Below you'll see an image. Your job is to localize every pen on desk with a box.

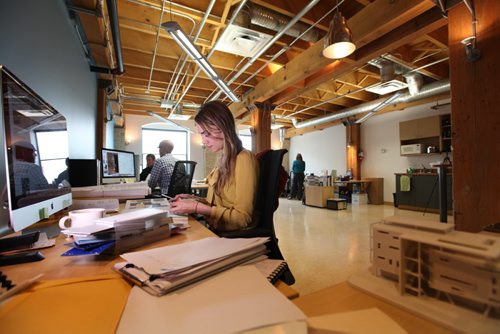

[0,273,44,303]
[161,194,174,201]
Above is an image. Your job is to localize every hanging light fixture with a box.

[162,21,239,102]
[322,2,355,59]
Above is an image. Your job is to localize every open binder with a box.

[114,237,269,296]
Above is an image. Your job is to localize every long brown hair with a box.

[195,101,243,195]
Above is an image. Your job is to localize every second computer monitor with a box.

[101,148,136,180]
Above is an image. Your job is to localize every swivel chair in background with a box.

[166,160,197,198]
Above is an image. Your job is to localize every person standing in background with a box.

[289,153,305,200]
[139,153,156,181]
[148,140,176,195]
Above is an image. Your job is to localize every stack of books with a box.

[61,208,179,256]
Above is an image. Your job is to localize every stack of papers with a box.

[117,266,306,334]
[114,237,269,296]
[61,208,172,256]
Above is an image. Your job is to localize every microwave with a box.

[401,144,424,155]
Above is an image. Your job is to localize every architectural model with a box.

[371,216,500,318]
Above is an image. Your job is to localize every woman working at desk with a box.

[170,101,259,232]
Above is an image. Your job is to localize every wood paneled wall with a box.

[448,0,500,232]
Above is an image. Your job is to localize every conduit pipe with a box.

[292,79,450,129]
[90,0,124,74]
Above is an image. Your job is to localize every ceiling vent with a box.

[215,24,272,57]
[365,79,408,95]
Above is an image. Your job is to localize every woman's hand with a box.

[169,199,198,215]
[172,193,196,201]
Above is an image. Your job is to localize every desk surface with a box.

[1,218,214,283]
[293,282,452,334]
[2,217,449,332]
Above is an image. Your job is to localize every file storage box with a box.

[352,193,368,205]
[326,198,347,210]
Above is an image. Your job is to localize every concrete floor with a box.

[274,198,452,295]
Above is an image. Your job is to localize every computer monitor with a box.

[101,148,136,180]
[0,66,72,237]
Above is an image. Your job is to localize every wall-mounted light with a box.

[162,21,239,102]
[322,2,356,59]
[461,0,481,62]
[461,36,481,62]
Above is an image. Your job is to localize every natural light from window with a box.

[36,130,69,184]
[142,127,188,168]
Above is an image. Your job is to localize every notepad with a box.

[253,258,290,284]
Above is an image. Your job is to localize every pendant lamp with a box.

[322,7,355,59]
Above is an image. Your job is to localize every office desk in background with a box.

[191,182,209,197]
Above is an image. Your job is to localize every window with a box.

[142,127,188,168]
[239,128,252,151]
[36,130,69,184]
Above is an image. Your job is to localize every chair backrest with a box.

[253,149,288,231]
[166,160,197,198]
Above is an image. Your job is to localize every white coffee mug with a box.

[59,208,106,229]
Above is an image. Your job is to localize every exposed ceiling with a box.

[67,0,453,137]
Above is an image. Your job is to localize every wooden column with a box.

[96,79,111,155]
[346,123,361,180]
[448,0,500,232]
[251,103,273,153]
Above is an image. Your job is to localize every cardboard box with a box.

[352,193,368,205]
[326,198,347,210]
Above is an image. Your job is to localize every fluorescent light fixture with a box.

[148,111,193,133]
[271,124,284,130]
[169,114,191,120]
[162,21,239,102]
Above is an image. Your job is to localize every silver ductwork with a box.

[292,79,450,129]
[235,3,320,43]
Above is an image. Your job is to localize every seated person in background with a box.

[139,153,156,181]
[53,157,69,186]
[11,141,50,197]
[170,101,259,232]
[148,140,176,195]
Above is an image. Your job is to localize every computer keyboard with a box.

[72,183,151,198]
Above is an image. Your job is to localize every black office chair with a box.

[217,149,295,285]
[166,160,197,198]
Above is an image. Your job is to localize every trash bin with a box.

[393,193,398,207]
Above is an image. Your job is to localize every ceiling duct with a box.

[366,58,408,95]
[216,3,320,57]
[292,79,450,129]
[247,3,320,43]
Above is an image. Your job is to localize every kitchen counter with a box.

[395,173,452,213]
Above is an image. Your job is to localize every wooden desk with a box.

[1,218,215,284]
[1,216,298,299]
[293,282,453,334]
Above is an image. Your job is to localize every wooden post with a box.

[251,103,273,153]
[96,79,111,155]
[346,123,361,180]
[448,0,500,232]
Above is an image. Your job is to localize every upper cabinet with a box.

[399,114,451,155]
[400,115,440,140]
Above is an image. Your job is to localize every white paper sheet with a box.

[307,308,407,334]
[117,266,306,334]
[120,237,269,274]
